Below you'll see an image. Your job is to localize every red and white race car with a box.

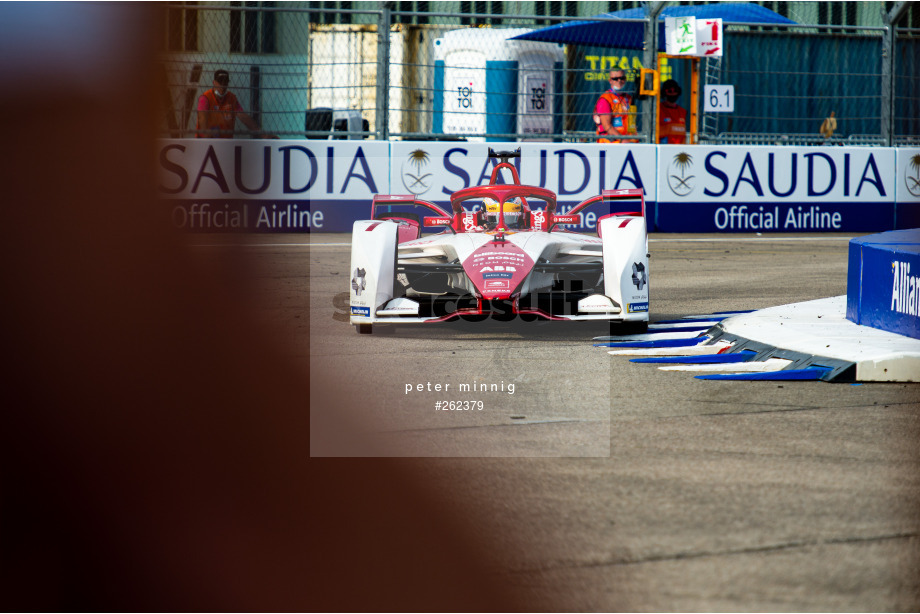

[349,148,649,334]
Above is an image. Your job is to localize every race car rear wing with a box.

[371,194,452,220]
[561,189,646,236]
[569,189,645,218]
[371,194,456,234]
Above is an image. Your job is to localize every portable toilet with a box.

[433,28,563,141]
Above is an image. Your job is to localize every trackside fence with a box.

[160,3,919,145]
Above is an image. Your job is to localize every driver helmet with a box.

[482,197,523,229]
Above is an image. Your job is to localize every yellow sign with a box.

[582,55,672,82]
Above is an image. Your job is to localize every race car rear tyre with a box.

[356,324,373,334]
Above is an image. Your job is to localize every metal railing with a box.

[159,2,919,146]
[699,132,899,146]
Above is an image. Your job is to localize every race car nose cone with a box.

[462,242,534,300]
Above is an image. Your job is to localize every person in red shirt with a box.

[658,79,687,145]
[196,69,275,138]
[593,69,635,143]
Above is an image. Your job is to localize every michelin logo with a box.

[628,302,649,313]
[351,306,371,317]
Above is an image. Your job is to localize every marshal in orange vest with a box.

[593,90,634,143]
[196,89,244,138]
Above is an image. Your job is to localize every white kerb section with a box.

[719,296,920,382]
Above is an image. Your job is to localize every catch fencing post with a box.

[882,2,908,147]
[881,23,893,147]
[641,2,666,144]
[377,2,392,140]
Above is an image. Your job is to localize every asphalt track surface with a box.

[211,232,919,611]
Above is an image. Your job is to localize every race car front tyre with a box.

[356,324,373,334]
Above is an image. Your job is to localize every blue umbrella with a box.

[509,3,796,49]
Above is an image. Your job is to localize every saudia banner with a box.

[157,140,657,233]
[388,142,657,233]
[656,145,898,232]
[157,140,916,233]
[158,140,389,232]
[897,148,920,230]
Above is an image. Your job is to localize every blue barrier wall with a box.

[847,229,920,340]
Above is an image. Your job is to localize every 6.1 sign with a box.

[704,84,734,112]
